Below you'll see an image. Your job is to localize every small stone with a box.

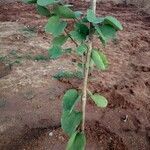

[59,135,65,141]
[49,132,53,137]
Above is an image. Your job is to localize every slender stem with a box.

[64,29,78,47]
[81,0,97,132]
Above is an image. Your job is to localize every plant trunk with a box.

[81,0,97,132]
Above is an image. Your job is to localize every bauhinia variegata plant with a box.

[23,0,123,149]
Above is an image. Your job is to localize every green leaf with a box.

[23,0,37,4]
[91,49,108,70]
[45,16,67,37]
[81,17,89,23]
[63,89,79,111]
[73,71,84,79]
[95,24,116,44]
[53,71,74,79]
[61,110,82,136]
[37,0,59,6]
[74,11,83,18]
[91,94,108,108]
[75,23,89,37]
[77,44,87,55]
[66,132,78,150]
[70,31,84,42]
[54,5,76,18]
[94,25,105,44]
[66,131,86,150]
[87,9,104,24]
[48,46,62,59]
[70,23,89,42]
[53,35,68,46]
[99,51,108,69]
[104,16,123,30]
[53,70,83,80]
[36,5,51,17]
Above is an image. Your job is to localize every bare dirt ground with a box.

[0,1,150,150]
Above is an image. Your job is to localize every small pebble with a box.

[49,132,53,137]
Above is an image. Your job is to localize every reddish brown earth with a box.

[0,1,150,150]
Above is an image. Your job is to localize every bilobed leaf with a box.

[104,16,123,30]
[91,94,108,108]
[54,5,76,18]
[91,49,108,70]
[95,24,116,44]
[45,16,67,37]
[36,5,51,17]
[23,0,37,4]
[48,46,62,59]
[77,44,87,55]
[53,35,68,46]
[87,9,104,24]
[37,0,59,6]
[66,131,86,150]
[61,110,82,136]
[63,89,79,111]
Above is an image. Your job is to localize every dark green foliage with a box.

[23,0,37,4]
[37,0,59,6]
[48,46,62,59]
[70,23,89,42]
[66,131,86,150]
[54,5,76,18]
[36,5,51,17]
[53,35,68,46]
[77,44,87,55]
[90,94,108,108]
[87,9,104,24]
[53,70,83,80]
[61,110,82,136]
[45,16,67,37]
[62,89,79,112]
[91,49,108,70]
[95,24,116,44]
[104,16,123,30]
